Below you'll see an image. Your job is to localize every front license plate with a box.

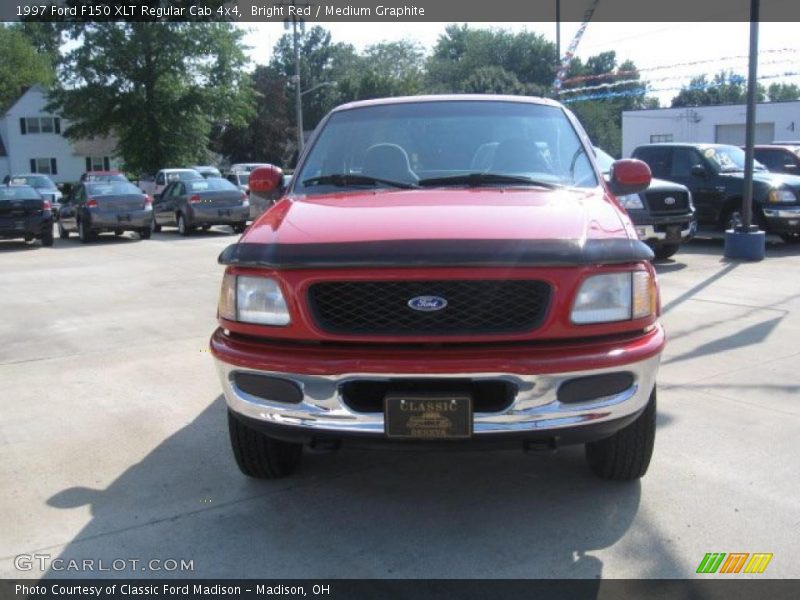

[384,394,472,439]
[665,226,681,241]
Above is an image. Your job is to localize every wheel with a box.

[201,224,211,231]
[652,243,679,261]
[780,233,800,244]
[41,229,54,247]
[228,411,303,479]
[151,218,161,233]
[233,222,247,234]
[177,213,192,236]
[723,207,743,231]
[139,228,151,240]
[78,219,94,244]
[58,221,70,239]
[585,387,656,481]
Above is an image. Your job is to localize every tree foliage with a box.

[671,71,766,107]
[48,22,254,174]
[0,25,54,110]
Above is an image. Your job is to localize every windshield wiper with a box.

[302,173,418,189]
[417,172,559,189]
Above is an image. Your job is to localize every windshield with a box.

[703,146,767,173]
[167,170,202,183]
[86,182,142,196]
[10,175,55,189]
[593,148,616,173]
[294,100,597,195]
[187,178,237,192]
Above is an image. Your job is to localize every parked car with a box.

[3,174,63,218]
[750,145,800,175]
[58,181,153,243]
[139,168,202,199]
[631,143,800,244]
[152,176,249,235]
[594,148,695,260]
[211,95,665,482]
[190,165,223,179]
[0,184,53,246]
[80,170,129,183]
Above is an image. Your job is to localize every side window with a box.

[671,148,695,177]
[156,172,165,185]
[173,183,185,196]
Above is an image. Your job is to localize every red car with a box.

[210,95,663,481]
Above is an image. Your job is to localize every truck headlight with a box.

[218,272,291,326]
[768,188,796,203]
[617,194,644,210]
[571,271,656,324]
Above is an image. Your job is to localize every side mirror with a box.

[609,159,651,196]
[249,165,284,193]
[690,164,707,178]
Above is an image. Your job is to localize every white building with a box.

[0,85,120,184]
[622,100,800,157]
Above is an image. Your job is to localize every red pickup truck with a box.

[210,95,664,481]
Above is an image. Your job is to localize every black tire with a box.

[41,229,54,247]
[780,233,800,244]
[653,243,679,261]
[78,219,94,244]
[58,221,70,239]
[233,222,247,234]
[139,228,151,240]
[228,411,303,479]
[585,387,656,481]
[177,213,192,236]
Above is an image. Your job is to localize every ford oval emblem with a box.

[408,295,448,312]
[664,196,676,205]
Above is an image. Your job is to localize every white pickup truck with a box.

[139,168,202,199]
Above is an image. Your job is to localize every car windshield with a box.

[704,146,767,172]
[167,171,202,182]
[294,100,597,195]
[187,178,237,192]
[86,173,128,182]
[593,147,616,173]
[10,175,55,189]
[86,182,141,196]
[0,185,40,200]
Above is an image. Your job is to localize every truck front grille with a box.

[644,190,690,215]
[308,280,551,336]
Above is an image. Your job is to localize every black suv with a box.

[595,148,696,260]
[631,143,800,243]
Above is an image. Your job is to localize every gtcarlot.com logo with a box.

[14,553,194,573]
[696,552,773,574]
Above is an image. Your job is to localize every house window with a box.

[650,134,674,143]
[86,156,111,171]
[30,158,58,175]
[20,117,60,135]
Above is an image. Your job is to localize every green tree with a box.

[48,22,254,174]
[335,40,425,101]
[766,82,800,102]
[0,25,54,110]
[671,71,765,107]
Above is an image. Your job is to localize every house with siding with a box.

[0,85,120,183]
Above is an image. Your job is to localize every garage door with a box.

[715,123,775,145]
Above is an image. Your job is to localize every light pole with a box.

[291,17,303,155]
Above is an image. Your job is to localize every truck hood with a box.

[222,187,653,268]
[244,187,629,245]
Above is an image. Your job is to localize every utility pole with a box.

[291,12,304,154]
[556,0,561,71]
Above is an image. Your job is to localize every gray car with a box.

[152,177,249,236]
[58,181,154,243]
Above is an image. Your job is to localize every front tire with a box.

[233,222,247,234]
[228,411,303,479]
[585,387,656,481]
[780,233,800,244]
[653,243,679,261]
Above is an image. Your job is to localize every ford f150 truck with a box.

[211,96,665,481]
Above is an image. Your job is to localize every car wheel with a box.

[585,387,656,481]
[78,219,94,244]
[780,233,800,244]
[177,213,192,236]
[723,207,744,231]
[41,229,54,247]
[58,221,70,239]
[201,225,211,231]
[233,222,247,234]
[653,244,679,261]
[139,228,151,240]
[228,411,303,479]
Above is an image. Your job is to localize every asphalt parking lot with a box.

[1,228,799,579]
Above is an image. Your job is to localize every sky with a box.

[239,21,800,105]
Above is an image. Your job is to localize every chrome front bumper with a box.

[215,354,660,437]
[635,221,696,242]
